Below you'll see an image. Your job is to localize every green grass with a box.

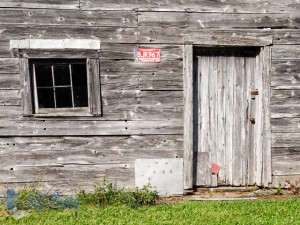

[1,199,300,225]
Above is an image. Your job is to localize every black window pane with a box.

[35,64,53,87]
[72,64,87,87]
[73,87,88,107]
[37,88,55,108]
[53,64,71,86]
[56,87,73,108]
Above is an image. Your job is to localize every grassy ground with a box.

[1,199,300,225]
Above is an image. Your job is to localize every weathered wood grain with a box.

[272,159,300,176]
[272,45,300,60]
[0,41,11,58]
[102,74,183,91]
[100,59,182,75]
[183,44,193,189]
[272,118,300,133]
[261,47,272,186]
[0,73,19,89]
[271,105,300,118]
[102,90,183,107]
[0,149,182,168]
[271,90,300,105]
[272,133,300,147]
[139,12,300,29]
[0,58,19,74]
[80,0,300,14]
[0,164,135,183]
[0,9,137,27]
[271,60,300,90]
[137,28,298,45]
[0,25,139,44]
[0,25,298,45]
[0,0,79,10]
[0,89,20,106]
[197,152,212,186]
[0,135,183,152]
[0,120,183,136]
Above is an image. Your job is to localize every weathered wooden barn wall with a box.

[0,0,299,192]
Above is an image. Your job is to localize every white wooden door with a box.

[196,48,271,187]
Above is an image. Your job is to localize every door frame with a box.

[183,40,272,190]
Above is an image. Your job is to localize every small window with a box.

[30,59,89,113]
[20,58,102,117]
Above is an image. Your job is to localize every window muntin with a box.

[30,59,89,114]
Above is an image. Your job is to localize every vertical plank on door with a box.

[255,50,263,186]
[197,152,212,186]
[198,53,210,154]
[226,50,234,184]
[209,50,218,164]
[216,50,226,183]
[247,55,256,185]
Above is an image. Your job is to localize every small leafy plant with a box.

[78,180,157,208]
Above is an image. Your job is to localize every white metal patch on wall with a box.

[135,158,183,196]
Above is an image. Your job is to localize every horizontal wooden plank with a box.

[0,135,183,152]
[138,28,298,45]
[0,25,139,44]
[0,164,135,184]
[272,133,300,148]
[0,41,11,58]
[0,9,137,27]
[102,90,183,107]
[0,106,21,118]
[271,105,300,119]
[272,159,300,176]
[0,73,20,89]
[80,0,300,14]
[0,0,79,10]
[271,60,300,90]
[0,89,20,106]
[139,12,300,29]
[0,120,183,136]
[101,59,182,75]
[272,118,300,133]
[0,58,19,74]
[0,149,182,169]
[102,74,183,91]
[0,25,298,45]
[271,90,300,105]
[272,45,300,59]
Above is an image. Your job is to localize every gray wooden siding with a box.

[0,0,299,191]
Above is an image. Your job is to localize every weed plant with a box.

[78,182,157,208]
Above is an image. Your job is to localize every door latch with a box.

[251,90,259,100]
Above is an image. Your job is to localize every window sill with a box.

[33,108,93,117]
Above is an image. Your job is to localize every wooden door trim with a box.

[183,44,194,190]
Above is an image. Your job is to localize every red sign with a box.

[135,48,161,62]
